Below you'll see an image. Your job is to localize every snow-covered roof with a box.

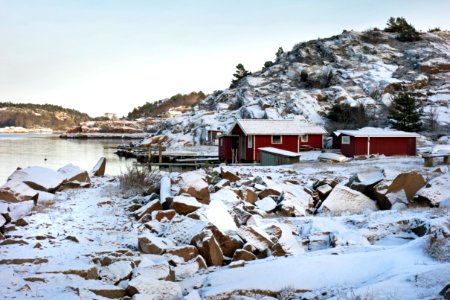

[230,119,327,136]
[334,128,420,138]
[259,147,301,157]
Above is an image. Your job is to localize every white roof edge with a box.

[335,129,420,138]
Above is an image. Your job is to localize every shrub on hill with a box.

[384,17,421,42]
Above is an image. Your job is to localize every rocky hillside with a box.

[162,28,450,146]
[127,91,207,119]
[0,102,91,131]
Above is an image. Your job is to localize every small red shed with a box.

[334,128,419,157]
[219,119,327,163]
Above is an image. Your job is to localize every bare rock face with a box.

[171,195,202,215]
[239,188,258,204]
[90,157,106,177]
[165,245,199,262]
[126,275,182,299]
[416,173,450,207]
[0,180,39,203]
[220,169,240,182]
[134,199,162,221]
[231,249,257,262]
[319,185,378,215]
[191,230,224,267]
[387,171,426,200]
[138,234,175,255]
[258,187,281,199]
[375,171,426,209]
[237,226,274,253]
[208,225,243,258]
[151,209,177,222]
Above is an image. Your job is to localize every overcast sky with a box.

[1,0,449,117]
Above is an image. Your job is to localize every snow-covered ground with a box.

[1,154,449,299]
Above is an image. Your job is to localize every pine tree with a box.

[388,93,423,132]
[230,63,251,88]
[276,47,284,60]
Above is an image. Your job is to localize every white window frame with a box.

[272,135,282,144]
[342,136,350,145]
[300,134,308,142]
[247,135,253,148]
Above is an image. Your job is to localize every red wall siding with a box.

[367,137,416,156]
[300,134,323,149]
[340,135,355,156]
[218,136,233,162]
[340,135,417,157]
[253,135,299,162]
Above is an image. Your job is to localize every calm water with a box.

[0,134,136,184]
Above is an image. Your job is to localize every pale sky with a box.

[1,1,449,117]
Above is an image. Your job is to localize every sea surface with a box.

[0,134,135,184]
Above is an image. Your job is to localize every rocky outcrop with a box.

[171,195,202,215]
[90,157,106,177]
[416,173,450,207]
[138,234,175,254]
[319,185,378,215]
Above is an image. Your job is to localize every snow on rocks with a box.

[138,233,175,255]
[416,173,450,207]
[126,275,182,299]
[319,185,378,215]
[171,195,202,215]
[89,157,106,177]
[179,170,210,204]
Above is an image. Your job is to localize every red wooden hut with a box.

[219,119,327,163]
[333,128,419,157]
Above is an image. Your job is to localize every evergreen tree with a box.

[384,17,420,42]
[388,93,423,132]
[230,63,251,88]
[276,47,284,60]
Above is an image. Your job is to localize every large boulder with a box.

[138,234,175,254]
[134,199,162,221]
[101,261,133,284]
[231,249,257,262]
[191,230,224,267]
[126,275,181,299]
[90,157,106,177]
[7,166,64,192]
[237,226,274,253]
[239,188,258,204]
[416,173,450,207]
[171,195,202,215]
[220,169,240,182]
[319,185,378,215]
[165,245,199,262]
[57,164,90,189]
[203,199,238,232]
[255,197,277,213]
[375,171,426,209]
[207,225,243,258]
[179,171,210,204]
[163,215,208,245]
[0,180,39,203]
[348,171,384,199]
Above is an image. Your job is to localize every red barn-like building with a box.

[219,119,327,163]
[334,128,419,157]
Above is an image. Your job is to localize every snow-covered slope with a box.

[161,30,450,146]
